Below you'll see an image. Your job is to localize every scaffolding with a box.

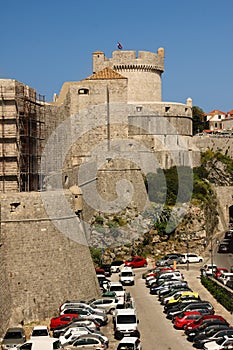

[0,80,45,192]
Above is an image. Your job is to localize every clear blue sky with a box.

[1,0,233,113]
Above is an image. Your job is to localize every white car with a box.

[203,335,233,350]
[218,272,233,285]
[200,264,218,276]
[17,338,61,350]
[108,282,125,300]
[29,326,50,339]
[59,326,108,346]
[90,297,119,314]
[117,336,142,350]
[180,253,203,263]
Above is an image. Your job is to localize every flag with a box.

[117,42,123,49]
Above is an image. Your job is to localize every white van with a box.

[114,308,140,340]
[109,282,125,301]
[17,338,62,349]
[119,266,135,286]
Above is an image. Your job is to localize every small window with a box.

[78,88,89,95]
[165,106,170,112]
[136,106,142,112]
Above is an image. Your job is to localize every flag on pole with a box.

[117,42,123,49]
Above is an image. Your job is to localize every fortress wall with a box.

[193,135,233,158]
[0,191,100,332]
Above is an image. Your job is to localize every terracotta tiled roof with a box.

[227,109,233,115]
[208,109,227,115]
[85,67,126,80]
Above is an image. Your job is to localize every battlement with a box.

[93,48,164,74]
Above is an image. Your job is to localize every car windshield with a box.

[31,329,48,337]
[117,315,136,324]
[110,286,124,291]
[4,331,23,339]
[121,272,133,277]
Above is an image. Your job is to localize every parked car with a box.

[218,272,233,285]
[110,260,124,273]
[17,338,62,350]
[173,311,202,329]
[193,328,233,349]
[108,282,125,300]
[90,297,120,314]
[224,230,233,239]
[119,266,135,286]
[218,242,231,254]
[60,302,106,316]
[29,325,50,339]
[167,301,214,319]
[100,264,112,277]
[60,308,108,326]
[226,279,233,290]
[185,321,230,342]
[160,287,192,304]
[113,308,140,340]
[124,256,147,268]
[203,336,233,350]
[184,315,228,332]
[116,336,142,350]
[52,320,101,338]
[180,253,203,264]
[50,314,79,330]
[62,334,107,349]
[201,264,218,276]
[59,326,108,347]
[0,327,26,350]
[167,291,199,304]
[214,268,229,280]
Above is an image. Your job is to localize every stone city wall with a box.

[0,191,101,336]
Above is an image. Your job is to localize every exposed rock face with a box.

[90,202,209,262]
[206,159,233,186]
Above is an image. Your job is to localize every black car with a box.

[100,264,112,277]
[164,297,201,313]
[193,328,233,348]
[166,301,214,319]
[185,320,230,341]
[159,287,191,304]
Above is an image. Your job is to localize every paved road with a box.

[105,262,233,350]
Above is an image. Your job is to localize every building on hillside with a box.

[204,109,227,132]
[222,109,233,131]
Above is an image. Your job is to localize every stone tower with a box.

[92,48,165,102]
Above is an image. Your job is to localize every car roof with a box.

[119,336,139,343]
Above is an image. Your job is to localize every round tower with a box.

[92,49,165,103]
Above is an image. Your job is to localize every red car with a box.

[184,314,227,331]
[50,313,79,330]
[173,311,201,329]
[124,256,148,268]
[214,267,229,280]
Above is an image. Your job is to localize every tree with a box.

[192,106,208,135]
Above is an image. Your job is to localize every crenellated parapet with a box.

[93,49,164,73]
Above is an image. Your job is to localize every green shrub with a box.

[201,276,233,312]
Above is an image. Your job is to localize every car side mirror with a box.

[137,320,139,323]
